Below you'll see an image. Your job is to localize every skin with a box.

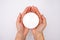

[15,6,31,40]
[31,6,47,40]
[15,6,47,40]
[32,15,46,40]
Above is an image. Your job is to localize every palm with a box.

[16,13,29,37]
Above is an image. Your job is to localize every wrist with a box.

[32,31,44,40]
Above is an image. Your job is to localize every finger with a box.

[16,13,22,23]
[16,13,22,28]
[38,15,43,25]
[41,15,47,26]
[31,6,41,17]
[16,13,24,31]
[22,6,31,17]
[31,6,42,26]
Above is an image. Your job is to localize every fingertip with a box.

[22,6,31,15]
[31,6,37,9]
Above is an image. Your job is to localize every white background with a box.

[0,0,60,40]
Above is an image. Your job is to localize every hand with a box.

[31,6,47,32]
[31,6,47,40]
[15,6,47,40]
[15,6,31,40]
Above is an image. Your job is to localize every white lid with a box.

[23,12,39,29]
